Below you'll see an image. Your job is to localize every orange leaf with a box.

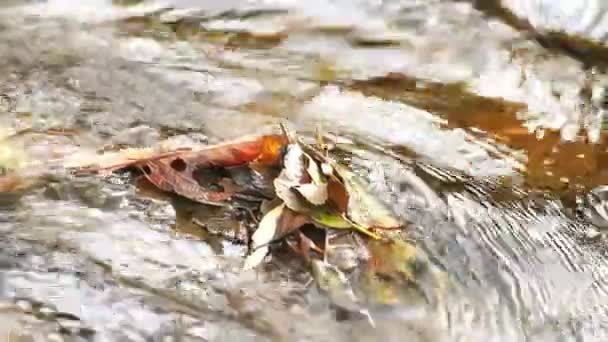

[255,134,289,165]
[181,134,287,168]
[78,134,287,174]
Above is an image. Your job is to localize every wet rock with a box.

[43,178,128,210]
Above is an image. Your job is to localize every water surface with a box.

[3,1,608,341]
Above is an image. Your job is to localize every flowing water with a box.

[3,0,608,341]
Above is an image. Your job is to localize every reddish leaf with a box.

[138,158,234,204]
[327,179,349,213]
[78,133,288,205]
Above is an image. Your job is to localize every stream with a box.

[2,1,608,341]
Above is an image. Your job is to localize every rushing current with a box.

[2,1,608,341]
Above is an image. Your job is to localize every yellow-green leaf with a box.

[299,141,401,229]
[310,208,351,229]
[333,163,401,229]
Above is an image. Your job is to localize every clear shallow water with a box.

[3,0,608,341]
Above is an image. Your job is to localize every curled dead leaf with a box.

[260,197,283,215]
[285,231,324,262]
[294,183,327,206]
[279,144,307,183]
[274,144,329,210]
[243,203,285,270]
[273,144,310,212]
[293,154,328,205]
[244,203,313,270]
[274,176,310,213]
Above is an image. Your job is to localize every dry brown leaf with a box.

[274,177,309,212]
[244,203,285,270]
[327,179,348,212]
[294,183,327,205]
[139,158,234,205]
[73,148,189,173]
[274,144,330,210]
[274,144,310,212]
[293,154,328,205]
[275,207,310,239]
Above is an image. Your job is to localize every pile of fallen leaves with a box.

[75,125,405,270]
[0,124,448,321]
